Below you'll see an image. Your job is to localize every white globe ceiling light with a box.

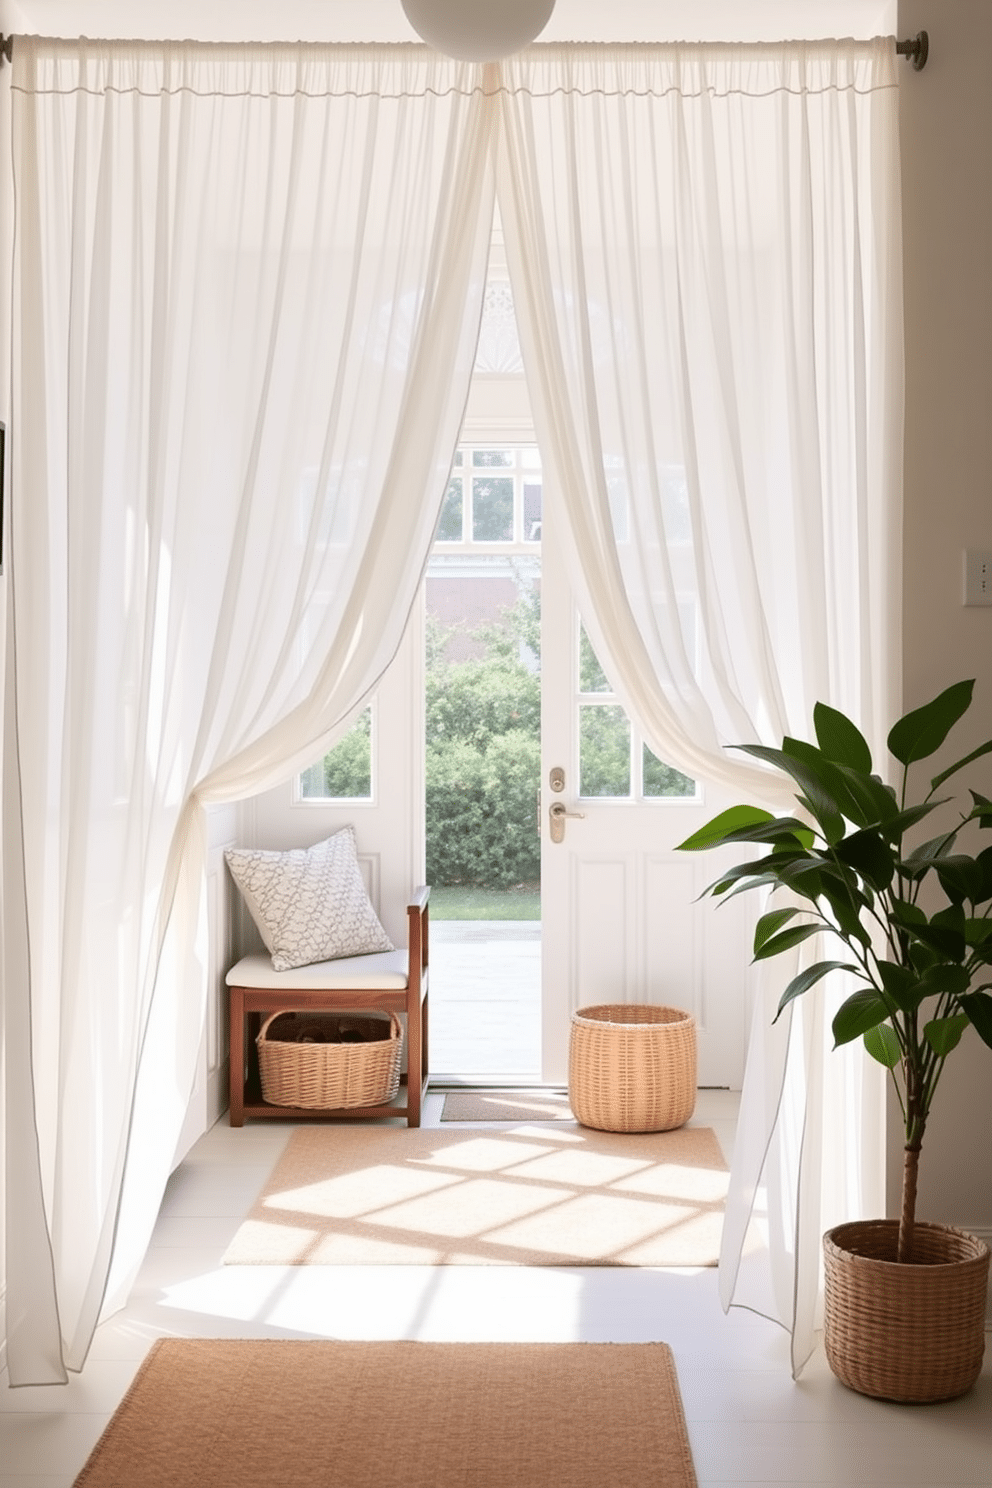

[401,0,556,62]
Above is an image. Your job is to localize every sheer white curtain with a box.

[497,40,902,1370]
[4,38,496,1383]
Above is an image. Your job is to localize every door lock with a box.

[549,766,566,793]
[549,800,586,844]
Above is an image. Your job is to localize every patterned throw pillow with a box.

[225,827,393,972]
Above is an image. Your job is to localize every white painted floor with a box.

[2,1090,990,1486]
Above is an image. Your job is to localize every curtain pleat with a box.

[5,37,496,1382]
[496,39,901,1372]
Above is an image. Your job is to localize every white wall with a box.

[1,1,896,46]
[896,0,992,1238]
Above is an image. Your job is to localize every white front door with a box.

[539,477,750,1088]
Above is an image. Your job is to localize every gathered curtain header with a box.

[11,34,898,100]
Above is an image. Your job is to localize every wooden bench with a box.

[227,886,429,1128]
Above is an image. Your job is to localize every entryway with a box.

[423,441,544,1080]
[422,432,751,1087]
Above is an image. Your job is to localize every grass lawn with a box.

[429,885,541,920]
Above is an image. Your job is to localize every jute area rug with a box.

[441,1089,575,1121]
[75,1339,697,1488]
[223,1122,727,1267]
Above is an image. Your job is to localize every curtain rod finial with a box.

[896,30,929,70]
[1,34,13,66]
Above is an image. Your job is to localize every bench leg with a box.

[229,987,245,1127]
[406,995,422,1129]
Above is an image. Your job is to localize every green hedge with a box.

[426,729,541,889]
[426,606,541,888]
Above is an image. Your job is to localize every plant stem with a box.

[898,1144,921,1261]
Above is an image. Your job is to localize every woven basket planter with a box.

[568,1003,696,1133]
[257,1009,403,1110]
[823,1219,990,1403]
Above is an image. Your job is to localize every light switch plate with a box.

[963,550,992,606]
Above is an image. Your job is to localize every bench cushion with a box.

[226,950,409,991]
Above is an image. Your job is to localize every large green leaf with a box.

[883,799,947,842]
[818,879,873,946]
[676,805,775,851]
[782,739,892,832]
[813,702,873,772]
[736,743,846,844]
[932,902,966,930]
[960,991,992,1050]
[964,915,992,947]
[708,851,831,906]
[890,897,927,928]
[972,847,992,906]
[935,855,988,906]
[905,920,967,963]
[774,960,858,1020]
[833,766,900,827]
[887,680,974,766]
[967,791,992,830]
[901,830,957,867]
[833,830,895,892]
[705,853,807,898]
[924,1013,970,1056]
[915,962,971,1001]
[832,988,890,1047]
[710,871,782,903]
[878,961,926,1012]
[930,737,992,792]
[753,922,822,962]
[820,886,874,946]
[908,940,940,975]
[864,1022,902,1067]
[717,818,818,850]
[753,907,802,954]
[782,737,862,835]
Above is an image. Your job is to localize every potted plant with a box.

[676,680,992,1402]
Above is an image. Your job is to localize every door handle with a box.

[549,800,586,844]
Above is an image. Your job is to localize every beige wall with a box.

[896,0,992,1229]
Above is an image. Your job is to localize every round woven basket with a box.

[257,1009,403,1110]
[823,1219,990,1403]
[568,1003,696,1133]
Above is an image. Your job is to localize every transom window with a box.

[436,446,542,546]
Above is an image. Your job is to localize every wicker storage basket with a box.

[568,1003,696,1133]
[823,1219,990,1402]
[257,1010,403,1110]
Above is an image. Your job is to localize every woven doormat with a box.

[442,1089,574,1121]
[74,1339,698,1488]
[223,1122,728,1266]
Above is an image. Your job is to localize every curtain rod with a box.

[0,30,929,70]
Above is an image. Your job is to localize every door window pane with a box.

[643,744,695,798]
[579,623,611,693]
[579,705,631,797]
[299,708,372,799]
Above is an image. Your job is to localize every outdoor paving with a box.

[429,919,541,1078]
